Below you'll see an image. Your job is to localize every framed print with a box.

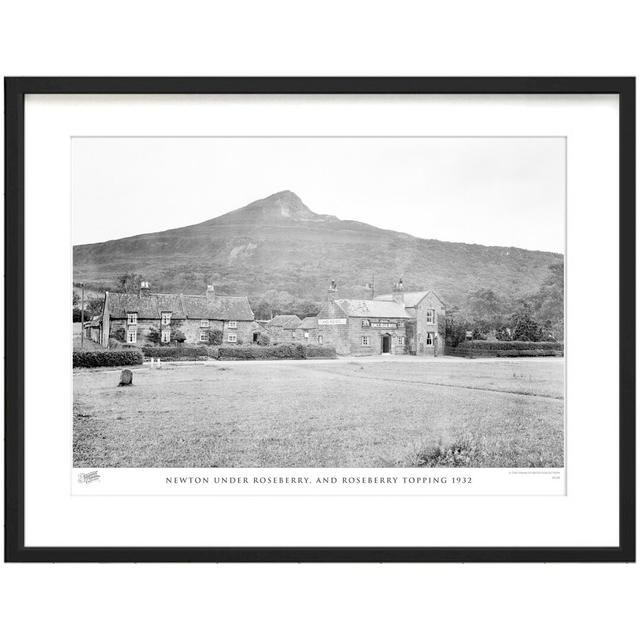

[4,77,635,562]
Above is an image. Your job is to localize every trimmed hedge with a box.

[304,345,337,359]
[141,345,209,361]
[129,343,337,362]
[461,340,561,351]
[446,340,563,358]
[218,343,337,360]
[73,349,143,368]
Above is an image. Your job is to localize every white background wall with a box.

[1,2,638,639]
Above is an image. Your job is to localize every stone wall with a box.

[267,326,300,344]
[344,318,407,356]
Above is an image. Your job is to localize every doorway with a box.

[252,333,259,343]
[381,334,391,354]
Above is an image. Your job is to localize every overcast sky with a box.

[72,137,565,253]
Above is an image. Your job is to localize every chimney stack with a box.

[139,281,150,297]
[328,279,338,303]
[206,284,216,300]
[392,278,405,306]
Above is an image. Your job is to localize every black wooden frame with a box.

[4,77,636,562]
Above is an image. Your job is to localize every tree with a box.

[467,288,505,331]
[147,327,161,345]
[445,306,470,347]
[527,263,564,340]
[511,303,543,342]
[85,297,103,318]
[250,299,274,321]
[115,272,145,293]
[291,299,321,319]
[495,326,511,341]
[73,292,80,308]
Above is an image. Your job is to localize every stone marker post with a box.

[119,369,133,386]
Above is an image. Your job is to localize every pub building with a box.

[314,279,446,356]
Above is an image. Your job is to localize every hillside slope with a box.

[73,190,563,307]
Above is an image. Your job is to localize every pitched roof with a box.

[182,294,254,321]
[106,292,177,318]
[106,291,254,321]
[268,314,302,329]
[374,290,444,308]
[299,316,318,329]
[333,299,411,319]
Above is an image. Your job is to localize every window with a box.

[317,335,323,345]
[227,321,238,329]
[304,331,309,341]
[127,313,137,325]
[426,332,433,345]
[199,330,208,342]
[161,329,171,343]
[161,312,171,325]
[425,309,435,324]
[361,335,370,346]
[227,333,237,343]
[127,328,137,343]
[200,319,210,328]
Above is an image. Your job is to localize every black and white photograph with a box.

[4,75,634,567]
[72,136,565,471]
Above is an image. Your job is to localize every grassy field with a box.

[73,357,564,468]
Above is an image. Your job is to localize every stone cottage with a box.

[265,314,302,343]
[98,282,255,347]
[297,316,318,343]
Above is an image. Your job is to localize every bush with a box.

[463,341,562,351]
[208,329,223,346]
[73,349,143,368]
[171,329,186,344]
[141,345,209,361]
[218,343,336,360]
[445,341,563,358]
[304,345,337,359]
[256,333,270,346]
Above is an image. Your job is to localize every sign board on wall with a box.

[371,321,398,329]
[317,318,347,326]
[362,319,401,329]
